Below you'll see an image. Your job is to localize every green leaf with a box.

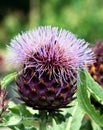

[52,119,67,130]
[85,71,103,104]
[52,100,84,130]
[50,112,71,124]
[9,124,25,130]
[9,104,33,117]
[65,102,84,130]
[91,121,103,130]
[1,72,17,88]
[77,70,103,127]
[25,126,37,130]
[9,104,34,126]
[0,112,22,127]
[0,104,37,129]
[9,124,37,130]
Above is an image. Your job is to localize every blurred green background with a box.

[0,0,103,73]
[1,0,103,48]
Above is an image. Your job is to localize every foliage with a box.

[1,72,17,88]
[77,71,103,127]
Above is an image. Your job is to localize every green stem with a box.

[39,110,48,130]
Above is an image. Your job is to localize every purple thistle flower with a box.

[89,41,103,86]
[8,26,95,111]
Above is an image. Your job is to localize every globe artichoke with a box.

[8,26,95,111]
